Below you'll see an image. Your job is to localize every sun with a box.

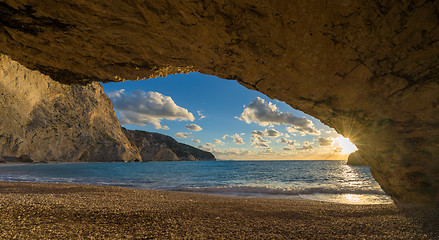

[334,137,358,154]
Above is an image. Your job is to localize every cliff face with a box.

[122,128,215,161]
[0,1,438,205]
[0,54,140,162]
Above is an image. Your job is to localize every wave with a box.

[175,185,387,196]
[0,175,387,196]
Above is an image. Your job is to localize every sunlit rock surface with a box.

[0,54,140,162]
[347,151,366,166]
[0,1,438,205]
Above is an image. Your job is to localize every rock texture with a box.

[0,54,140,162]
[0,1,438,205]
[347,151,366,166]
[122,128,215,161]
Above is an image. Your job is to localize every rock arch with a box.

[0,0,438,205]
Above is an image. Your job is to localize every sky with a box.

[103,73,357,160]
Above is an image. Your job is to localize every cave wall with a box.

[0,0,438,205]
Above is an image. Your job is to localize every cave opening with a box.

[96,72,393,205]
[102,72,358,161]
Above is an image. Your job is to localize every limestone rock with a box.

[0,0,438,205]
[17,155,34,163]
[0,156,33,163]
[122,128,215,161]
[347,151,366,166]
[0,54,140,162]
[152,149,179,161]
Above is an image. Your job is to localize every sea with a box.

[0,160,393,204]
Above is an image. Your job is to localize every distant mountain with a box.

[122,128,215,161]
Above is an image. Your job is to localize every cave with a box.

[0,1,438,206]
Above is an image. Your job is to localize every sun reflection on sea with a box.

[341,165,365,188]
[298,165,394,205]
[300,193,393,205]
[344,194,362,203]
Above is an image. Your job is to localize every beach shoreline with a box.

[0,181,435,239]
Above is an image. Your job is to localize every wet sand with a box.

[0,181,435,239]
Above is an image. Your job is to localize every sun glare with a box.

[334,137,358,154]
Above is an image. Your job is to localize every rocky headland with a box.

[123,128,215,161]
[347,151,367,166]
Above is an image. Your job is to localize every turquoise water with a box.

[0,160,393,204]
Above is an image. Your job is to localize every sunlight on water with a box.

[300,193,393,205]
[341,165,365,187]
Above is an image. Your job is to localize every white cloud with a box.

[252,136,270,144]
[203,143,214,147]
[175,132,192,138]
[251,130,264,137]
[185,124,202,131]
[326,129,340,137]
[239,97,320,135]
[265,129,283,137]
[251,136,271,148]
[211,147,251,157]
[214,139,225,145]
[197,145,251,158]
[232,134,245,145]
[192,139,201,143]
[317,137,333,146]
[197,111,206,119]
[259,148,274,155]
[296,141,314,151]
[296,145,314,151]
[279,137,297,146]
[251,129,283,138]
[253,142,270,148]
[223,134,245,145]
[283,146,294,151]
[108,90,194,129]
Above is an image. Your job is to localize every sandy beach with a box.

[0,181,436,239]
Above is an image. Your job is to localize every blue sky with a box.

[103,73,356,160]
